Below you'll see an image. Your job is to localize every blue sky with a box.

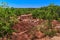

[0,0,60,8]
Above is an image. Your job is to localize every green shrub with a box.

[0,3,18,39]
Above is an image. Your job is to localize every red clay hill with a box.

[10,14,60,40]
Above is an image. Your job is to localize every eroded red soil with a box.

[11,14,60,40]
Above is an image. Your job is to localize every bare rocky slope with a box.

[11,14,60,40]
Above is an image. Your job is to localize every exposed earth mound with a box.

[11,14,60,40]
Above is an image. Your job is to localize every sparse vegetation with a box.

[0,2,60,40]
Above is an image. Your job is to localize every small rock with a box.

[54,24,60,32]
[51,20,59,26]
[51,36,60,40]
[55,24,60,29]
[35,31,45,39]
[34,36,50,40]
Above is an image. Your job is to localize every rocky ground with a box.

[5,14,60,40]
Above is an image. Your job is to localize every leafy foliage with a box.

[0,2,60,39]
[0,3,18,39]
